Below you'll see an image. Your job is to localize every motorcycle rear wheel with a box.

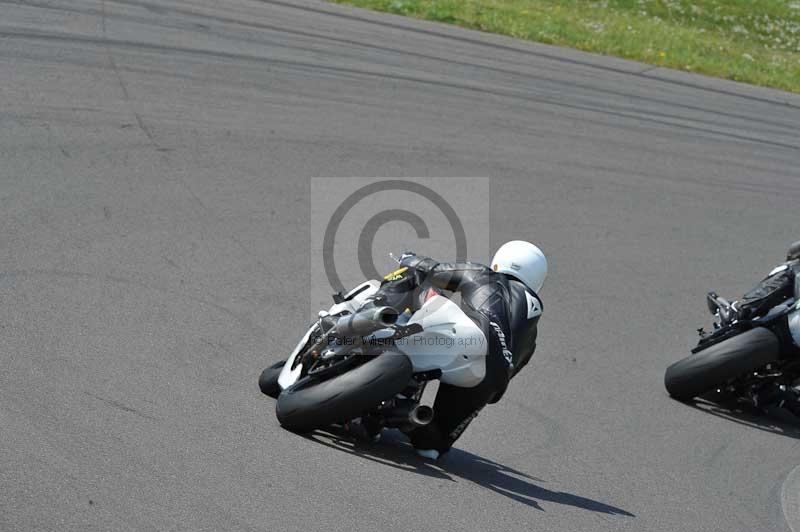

[276,353,412,433]
[664,327,780,401]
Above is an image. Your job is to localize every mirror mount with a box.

[706,292,720,314]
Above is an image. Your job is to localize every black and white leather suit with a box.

[363,254,543,453]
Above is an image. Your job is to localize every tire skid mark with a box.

[102,0,800,134]
[4,0,797,135]
[83,391,159,421]
[1,29,798,152]
[257,0,799,110]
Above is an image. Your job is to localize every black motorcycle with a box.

[665,287,800,413]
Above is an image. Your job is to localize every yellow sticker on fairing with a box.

[383,266,408,281]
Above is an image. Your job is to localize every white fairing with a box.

[277,282,487,390]
[277,280,381,389]
[769,264,789,276]
[789,276,800,347]
[397,295,487,387]
[276,324,314,389]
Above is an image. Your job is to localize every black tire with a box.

[276,353,412,432]
[664,327,780,401]
[259,360,286,398]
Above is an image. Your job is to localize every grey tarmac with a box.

[1,1,800,531]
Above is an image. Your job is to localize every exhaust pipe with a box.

[408,405,434,427]
[382,404,434,428]
[335,306,398,337]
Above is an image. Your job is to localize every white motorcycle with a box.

[258,269,487,433]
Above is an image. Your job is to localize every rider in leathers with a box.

[359,242,546,458]
[734,241,800,320]
[733,241,800,411]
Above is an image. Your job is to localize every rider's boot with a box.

[344,417,382,443]
[405,423,449,460]
[415,449,440,460]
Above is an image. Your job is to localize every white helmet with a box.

[491,240,548,293]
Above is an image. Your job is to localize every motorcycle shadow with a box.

[305,426,634,517]
[687,394,800,438]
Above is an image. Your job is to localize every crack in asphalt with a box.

[99,0,164,151]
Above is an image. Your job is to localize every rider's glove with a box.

[398,252,417,266]
[399,252,438,273]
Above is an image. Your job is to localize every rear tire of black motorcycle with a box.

[259,360,286,398]
[664,327,780,401]
[276,353,412,433]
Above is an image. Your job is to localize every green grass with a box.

[330,0,800,93]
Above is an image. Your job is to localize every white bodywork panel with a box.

[398,295,487,388]
[276,324,313,389]
[277,281,487,390]
[789,275,800,347]
[789,270,800,347]
[791,277,800,347]
[769,264,789,276]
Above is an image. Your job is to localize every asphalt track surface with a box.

[2,1,800,530]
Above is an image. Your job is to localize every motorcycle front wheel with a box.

[258,360,287,398]
[276,352,412,432]
[664,327,780,401]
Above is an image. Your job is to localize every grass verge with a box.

[330,0,800,93]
